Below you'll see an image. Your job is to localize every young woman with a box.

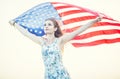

[9,16,102,79]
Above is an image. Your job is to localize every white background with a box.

[0,0,120,79]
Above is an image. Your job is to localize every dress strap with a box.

[53,38,58,44]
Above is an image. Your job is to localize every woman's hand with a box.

[9,20,15,26]
[95,14,103,22]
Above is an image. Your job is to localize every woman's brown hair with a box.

[45,18,63,38]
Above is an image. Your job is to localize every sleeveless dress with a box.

[41,38,71,79]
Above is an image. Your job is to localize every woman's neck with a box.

[45,34,56,43]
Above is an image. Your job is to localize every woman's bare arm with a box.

[60,16,102,45]
[9,20,43,45]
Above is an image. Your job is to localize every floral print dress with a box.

[41,38,71,79]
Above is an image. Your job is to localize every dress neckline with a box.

[43,38,58,47]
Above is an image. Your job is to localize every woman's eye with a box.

[48,23,52,26]
[44,23,53,26]
[44,24,46,26]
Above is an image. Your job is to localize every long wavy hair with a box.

[45,18,63,38]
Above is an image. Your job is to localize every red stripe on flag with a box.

[94,22,120,27]
[73,29,120,40]
[63,16,96,25]
[54,5,73,10]
[63,22,120,33]
[59,10,86,16]
[72,38,120,47]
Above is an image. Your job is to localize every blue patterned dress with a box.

[41,38,71,79]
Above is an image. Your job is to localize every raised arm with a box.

[60,16,102,45]
[9,20,43,45]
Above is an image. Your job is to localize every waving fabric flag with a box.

[12,2,120,47]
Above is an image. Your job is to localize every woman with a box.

[9,16,102,79]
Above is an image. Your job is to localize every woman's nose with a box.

[45,26,48,28]
[44,26,49,29]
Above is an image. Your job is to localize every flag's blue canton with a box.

[13,2,61,36]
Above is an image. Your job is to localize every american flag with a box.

[13,2,120,47]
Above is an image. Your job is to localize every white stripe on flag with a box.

[70,34,120,43]
[61,12,93,20]
[79,26,120,35]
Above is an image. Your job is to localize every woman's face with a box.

[44,20,57,34]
